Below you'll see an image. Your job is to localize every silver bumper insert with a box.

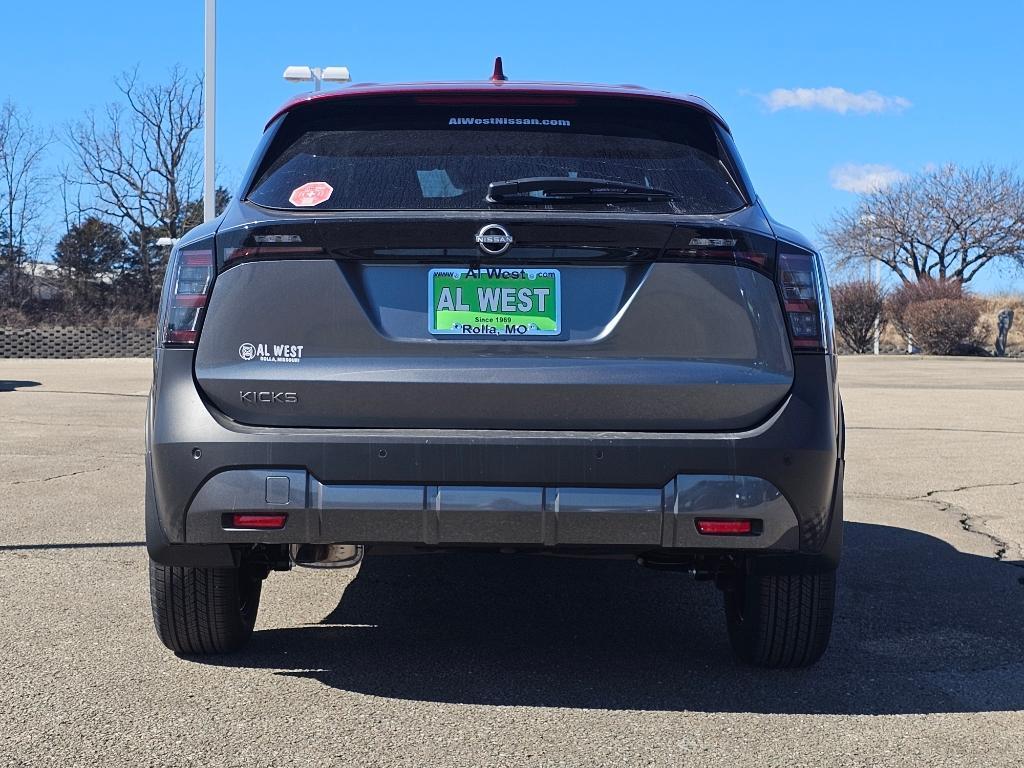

[186,470,799,550]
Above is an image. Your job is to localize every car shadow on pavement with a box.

[0,380,41,392]
[197,521,1024,715]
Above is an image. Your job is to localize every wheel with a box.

[725,566,836,668]
[148,559,263,655]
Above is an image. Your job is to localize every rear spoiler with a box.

[265,82,731,133]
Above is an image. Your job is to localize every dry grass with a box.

[0,306,156,330]
[877,294,1024,355]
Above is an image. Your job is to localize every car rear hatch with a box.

[190,92,795,431]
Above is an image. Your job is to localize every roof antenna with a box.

[491,56,508,82]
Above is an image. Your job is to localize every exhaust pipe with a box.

[289,543,364,569]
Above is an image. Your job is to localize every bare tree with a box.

[0,100,50,306]
[57,160,93,237]
[65,65,203,308]
[822,164,1024,285]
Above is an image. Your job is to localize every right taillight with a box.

[158,237,215,347]
[778,250,827,352]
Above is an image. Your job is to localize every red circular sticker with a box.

[289,181,334,207]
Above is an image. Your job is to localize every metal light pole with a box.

[203,0,216,223]
[865,257,881,355]
[872,260,880,355]
[860,213,882,355]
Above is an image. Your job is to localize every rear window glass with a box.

[248,96,748,214]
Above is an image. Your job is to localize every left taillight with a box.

[158,238,214,347]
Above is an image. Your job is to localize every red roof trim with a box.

[265,81,730,132]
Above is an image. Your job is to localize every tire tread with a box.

[148,560,259,655]
[727,568,836,668]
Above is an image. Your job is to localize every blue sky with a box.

[4,0,1023,292]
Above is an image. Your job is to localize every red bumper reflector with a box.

[231,514,287,530]
[696,519,753,535]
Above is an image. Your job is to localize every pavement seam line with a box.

[5,389,148,398]
[847,426,1024,435]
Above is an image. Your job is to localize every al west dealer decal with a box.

[238,342,304,364]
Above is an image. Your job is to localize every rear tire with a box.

[149,559,262,655]
[725,566,836,668]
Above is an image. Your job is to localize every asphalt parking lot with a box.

[1,356,1022,767]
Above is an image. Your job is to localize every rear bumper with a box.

[184,469,800,549]
[147,349,842,566]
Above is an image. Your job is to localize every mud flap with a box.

[749,458,843,576]
[145,456,237,568]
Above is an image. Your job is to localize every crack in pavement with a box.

[921,495,1023,570]
[955,508,1016,565]
[3,465,117,486]
[848,480,1024,504]
[4,419,79,427]
[852,483,1024,572]
[917,482,1024,567]
[914,480,1024,499]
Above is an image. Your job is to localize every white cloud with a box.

[760,87,911,114]
[830,163,908,193]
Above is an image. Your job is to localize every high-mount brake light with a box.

[159,242,214,346]
[778,251,825,351]
[414,95,578,106]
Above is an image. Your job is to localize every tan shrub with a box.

[831,280,886,353]
[886,278,966,338]
[904,297,982,355]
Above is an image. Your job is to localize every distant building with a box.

[20,261,62,301]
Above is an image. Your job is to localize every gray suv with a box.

[147,75,844,668]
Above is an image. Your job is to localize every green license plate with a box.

[429,267,561,336]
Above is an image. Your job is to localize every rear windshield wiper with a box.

[486,177,678,203]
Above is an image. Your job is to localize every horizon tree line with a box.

[2,66,1024,325]
[0,65,227,321]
